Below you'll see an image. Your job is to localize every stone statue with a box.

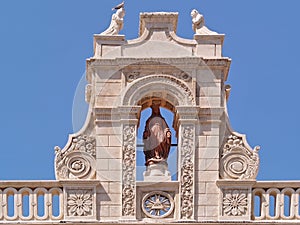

[143,104,171,166]
[101,2,125,35]
[191,9,218,35]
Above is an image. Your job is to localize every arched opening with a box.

[136,99,178,181]
[121,74,195,182]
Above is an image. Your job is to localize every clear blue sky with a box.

[1,0,300,180]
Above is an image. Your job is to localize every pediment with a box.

[93,12,224,58]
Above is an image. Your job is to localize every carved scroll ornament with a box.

[55,135,96,180]
[220,134,260,180]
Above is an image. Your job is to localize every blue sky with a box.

[0,0,300,180]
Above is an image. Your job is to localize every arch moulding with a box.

[121,74,196,108]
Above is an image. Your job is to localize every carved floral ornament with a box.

[180,126,194,219]
[55,135,96,180]
[223,190,248,216]
[220,134,260,180]
[67,190,93,216]
[122,125,136,216]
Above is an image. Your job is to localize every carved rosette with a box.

[67,189,93,217]
[222,189,248,216]
[122,125,136,216]
[220,134,260,180]
[180,126,194,219]
[55,135,96,180]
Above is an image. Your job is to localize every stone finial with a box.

[191,9,218,35]
[100,2,125,35]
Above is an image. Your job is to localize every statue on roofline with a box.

[143,103,172,166]
[191,9,218,35]
[101,2,125,35]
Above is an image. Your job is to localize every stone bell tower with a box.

[54,8,259,222]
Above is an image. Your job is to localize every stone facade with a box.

[1,7,299,225]
[53,11,255,222]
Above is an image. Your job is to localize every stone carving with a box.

[143,104,171,166]
[180,126,194,219]
[101,2,125,35]
[124,69,191,83]
[142,191,174,218]
[220,134,260,180]
[122,125,136,216]
[85,84,92,103]
[223,190,248,216]
[191,9,218,35]
[67,190,93,216]
[122,75,195,106]
[55,135,96,180]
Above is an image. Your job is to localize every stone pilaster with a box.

[176,106,198,220]
[95,108,123,220]
[195,107,223,220]
[119,106,141,220]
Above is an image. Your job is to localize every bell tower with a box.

[54,8,259,222]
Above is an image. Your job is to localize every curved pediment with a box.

[93,12,224,59]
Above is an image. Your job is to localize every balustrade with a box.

[2,180,300,222]
[0,181,63,221]
[253,181,300,220]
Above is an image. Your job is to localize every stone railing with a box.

[253,181,300,220]
[217,180,300,222]
[0,180,99,222]
[2,179,300,222]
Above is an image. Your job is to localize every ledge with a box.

[136,181,179,186]
[2,220,300,225]
[194,34,225,44]
[216,179,257,187]
[0,180,62,188]
[254,180,300,188]
[0,180,100,188]
[93,34,126,42]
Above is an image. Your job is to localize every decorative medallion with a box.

[67,190,93,216]
[142,191,174,218]
[223,190,248,216]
